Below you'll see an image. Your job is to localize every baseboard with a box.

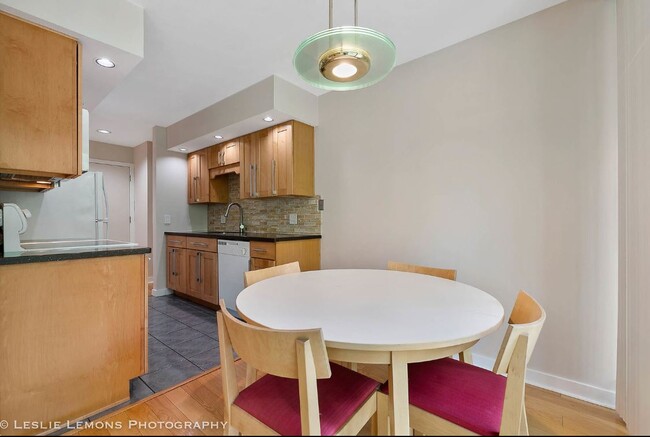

[472,353,616,409]
[152,287,173,297]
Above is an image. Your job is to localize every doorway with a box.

[89,160,135,242]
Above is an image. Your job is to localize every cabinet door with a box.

[274,123,293,196]
[224,140,240,165]
[176,248,188,294]
[188,153,198,203]
[251,258,276,271]
[207,144,222,169]
[187,250,202,297]
[198,251,218,304]
[256,128,274,197]
[167,247,177,290]
[167,247,188,293]
[0,12,80,177]
[240,134,255,199]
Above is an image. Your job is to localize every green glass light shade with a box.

[294,26,396,91]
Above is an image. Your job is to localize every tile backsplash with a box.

[207,174,321,234]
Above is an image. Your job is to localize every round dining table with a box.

[236,269,505,435]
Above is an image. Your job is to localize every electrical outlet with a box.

[220,215,226,224]
[163,214,171,225]
[318,199,325,211]
[289,213,298,225]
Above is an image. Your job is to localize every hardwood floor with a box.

[67,361,627,436]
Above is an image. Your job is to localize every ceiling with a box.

[90,0,565,147]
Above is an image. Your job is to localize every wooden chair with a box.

[377,291,546,436]
[387,260,457,281]
[217,300,379,436]
[244,261,301,287]
[387,261,472,363]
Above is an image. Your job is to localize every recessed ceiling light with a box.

[263,116,273,122]
[95,57,116,68]
[214,135,223,139]
[96,129,111,134]
[179,148,187,152]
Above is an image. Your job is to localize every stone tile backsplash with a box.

[207,173,321,235]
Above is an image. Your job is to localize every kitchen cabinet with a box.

[0,254,148,435]
[240,120,314,199]
[166,235,218,307]
[249,239,321,272]
[0,12,82,189]
[188,150,209,203]
[208,139,240,169]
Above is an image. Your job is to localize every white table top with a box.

[237,269,505,351]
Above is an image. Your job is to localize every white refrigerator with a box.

[0,171,109,241]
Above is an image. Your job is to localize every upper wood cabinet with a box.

[241,120,314,199]
[0,12,82,182]
[208,140,240,169]
[188,150,209,203]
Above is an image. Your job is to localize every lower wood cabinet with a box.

[166,235,218,306]
[250,239,320,272]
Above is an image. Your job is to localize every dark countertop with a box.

[165,230,321,242]
[0,246,151,266]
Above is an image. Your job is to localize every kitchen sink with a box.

[20,239,138,252]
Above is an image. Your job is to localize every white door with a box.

[89,161,133,242]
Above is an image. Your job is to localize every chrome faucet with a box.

[224,202,245,234]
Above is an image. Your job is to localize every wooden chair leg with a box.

[520,401,529,435]
[459,348,473,364]
[376,392,390,436]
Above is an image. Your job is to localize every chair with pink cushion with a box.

[377,291,546,436]
[217,299,379,436]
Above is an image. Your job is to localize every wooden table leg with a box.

[389,351,409,435]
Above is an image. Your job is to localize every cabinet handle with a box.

[249,164,254,197]
[190,241,208,247]
[253,164,258,197]
[194,177,199,202]
[171,249,176,277]
[195,252,201,283]
[198,252,203,284]
[169,239,181,244]
[272,159,277,195]
[252,248,267,253]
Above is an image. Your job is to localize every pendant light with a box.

[293,0,396,91]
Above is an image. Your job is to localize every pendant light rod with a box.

[328,0,359,28]
[329,0,333,29]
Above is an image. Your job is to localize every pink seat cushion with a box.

[234,362,379,435]
[380,358,507,436]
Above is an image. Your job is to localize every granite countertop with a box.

[164,230,321,242]
[0,245,151,266]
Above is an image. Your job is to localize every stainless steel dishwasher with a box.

[218,240,250,313]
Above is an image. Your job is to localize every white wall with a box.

[617,0,650,433]
[316,0,617,406]
[134,141,153,279]
[151,127,207,294]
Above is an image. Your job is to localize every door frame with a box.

[89,158,136,242]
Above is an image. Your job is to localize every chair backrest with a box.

[493,291,546,375]
[387,260,457,281]
[244,261,301,287]
[217,299,330,379]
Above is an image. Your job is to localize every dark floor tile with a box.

[193,321,219,339]
[152,326,203,346]
[169,334,219,358]
[140,360,202,393]
[172,311,211,327]
[130,377,154,402]
[148,319,188,337]
[148,335,171,357]
[149,310,176,328]
[187,347,221,371]
[148,346,190,373]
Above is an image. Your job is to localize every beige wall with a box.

[151,127,207,294]
[316,0,617,405]
[134,141,153,278]
[617,0,650,433]
[90,140,134,163]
